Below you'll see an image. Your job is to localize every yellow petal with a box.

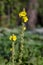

[22,16,28,22]
[12,35,17,41]
[9,36,12,40]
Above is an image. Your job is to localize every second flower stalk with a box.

[9,34,17,65]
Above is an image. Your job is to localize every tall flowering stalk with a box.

[19,23,25,64]
[9,34,17,65]
[19,8,28,65]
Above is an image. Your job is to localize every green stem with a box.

[12,42,15,65]
[19,22,25,65]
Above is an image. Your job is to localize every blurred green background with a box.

[0,0,43,28]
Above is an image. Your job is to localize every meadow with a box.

[0,28,43,65]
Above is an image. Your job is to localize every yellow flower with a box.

[22,16,28,22]
[19,8,27,17]
[23,26,26,30]
[9,34,17,41]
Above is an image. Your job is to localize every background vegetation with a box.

[0,0,43,28]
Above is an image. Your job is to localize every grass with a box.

[0,28,43,65]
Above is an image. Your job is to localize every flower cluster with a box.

[19,8,28,22]
[19,9,27,17]
[9,34,17,41]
